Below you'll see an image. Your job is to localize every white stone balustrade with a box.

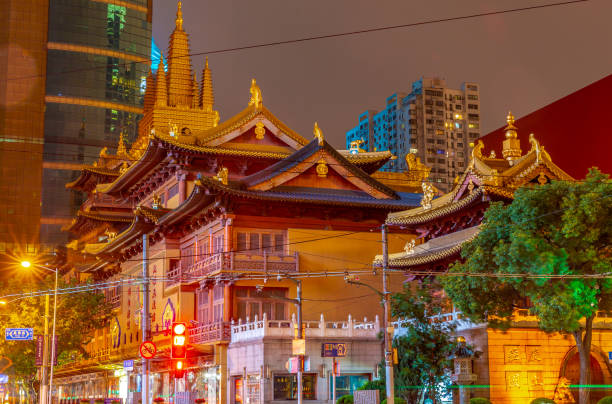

[230,313,381,343]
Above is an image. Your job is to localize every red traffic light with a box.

[174,360,185,379]
[171,322,187,359]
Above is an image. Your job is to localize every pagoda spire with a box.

[143,69,156,113]
[502,111,522,162]
[167,0,193,107]
[200,56,215,112]
[154,60,167,107]
[192,72,199,109]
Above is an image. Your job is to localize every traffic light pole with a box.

[382,224,394,404]
[141,234,150,404]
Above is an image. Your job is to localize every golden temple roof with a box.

[385,113,574,226]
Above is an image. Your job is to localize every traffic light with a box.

[173,359,185,379]
[171,322,187,359]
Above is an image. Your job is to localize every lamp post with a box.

[21,261,59,404]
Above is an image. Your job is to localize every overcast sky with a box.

[152,0,611,149]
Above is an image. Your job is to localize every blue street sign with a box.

[0,374,8,384]
[5,328,34,341]
[609,352,612,361]
[123,360,134,371]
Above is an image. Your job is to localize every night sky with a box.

[152,0,611,149]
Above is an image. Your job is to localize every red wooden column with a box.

[223,216,234,322]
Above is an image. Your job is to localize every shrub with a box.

[597,397,612,404]
[470,399,492,404]
[531,399,555,404]
[381,398,406,404]
[336,395,353,404]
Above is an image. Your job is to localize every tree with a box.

[441,169,612,404]
[373,281,462,404]
[0,275,110,400]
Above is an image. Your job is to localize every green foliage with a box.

[531,398,555,404]
[384,281,463,404]
[381,398,406,404]
[469,398,492,404]
[442,169,612,332]
[0,275,110,385]
[336,394,353,404]
[442,169,612,404]
[597,397,612,404]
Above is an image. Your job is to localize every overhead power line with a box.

[4,0,590,82]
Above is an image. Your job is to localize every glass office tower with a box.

[41,0,152,246]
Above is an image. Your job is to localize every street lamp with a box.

[21,261,59,404]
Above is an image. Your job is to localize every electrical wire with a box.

[4,0,590,83]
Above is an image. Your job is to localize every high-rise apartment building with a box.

[0,0,152,253]
[346,77,481,191]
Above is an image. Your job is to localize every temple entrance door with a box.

[563,352,604,403]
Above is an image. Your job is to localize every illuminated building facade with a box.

[56,5,428,403]
[378,115,612,403]
[1,0,152,254]
[346,78,481,191]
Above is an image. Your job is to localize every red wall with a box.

[481,74,612,179]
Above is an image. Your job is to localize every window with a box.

[213,234,224,253]
[235,287,288,321]
[237,232,248,252]
[426,138,434,144]
[468,104,479,110]
[457,143,464,148]
[274,374,317,400]
[275,234,285,253]
[197,288,209,323]
[181,244,195,270]
[467,84,478,91]
[468,94,478,100]
[213,284,224,322]
[468,123,479,129]
[168,183,179,199]
[436,139,445,145]
[330,374,371,398]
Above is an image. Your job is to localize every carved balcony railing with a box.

[189,321,232,345]
[105,293,121,309]
[167,251,299,286]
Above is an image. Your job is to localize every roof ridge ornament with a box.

[529,133,541,164]
[420,181,434,210]
[313,122,324,146]
[248,78,263,109]
[214,167,229,185]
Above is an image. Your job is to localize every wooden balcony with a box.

[189,321,231,345]
[167,251,299,286]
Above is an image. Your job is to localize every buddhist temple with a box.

[55,3,429,403]
[376,113,612,404]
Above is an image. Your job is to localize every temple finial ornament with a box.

[248,78,263,108]
[502,111,522,162]
[99,147,108,158]
[313,122,324,146]
[420,181,434,210]
[176,1,184,30]
[255,122,265,140]
[316,158,328,178]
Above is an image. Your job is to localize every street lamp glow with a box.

[20,261,32,268]
[0,301,6,305]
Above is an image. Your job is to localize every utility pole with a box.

[141,234,150,404]
[296,279,303,404]
[40,294,50,404]
[382,224,394,404]
[48,268,58,404]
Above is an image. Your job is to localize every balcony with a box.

[167,251,299,285]
[230,313,380,344]
[189,321,231,345]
